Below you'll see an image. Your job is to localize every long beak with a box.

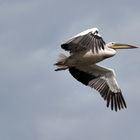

[111,43,138,49]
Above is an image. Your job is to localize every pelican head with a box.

[108,42,138,49]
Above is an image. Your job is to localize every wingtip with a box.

[61,43,69,50]
[105,92,127,112]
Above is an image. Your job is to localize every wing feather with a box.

[61,30,105,54]
[69,65,127,111]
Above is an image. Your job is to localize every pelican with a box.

[54,27,138,111]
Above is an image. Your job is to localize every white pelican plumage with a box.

[54,27,138,111]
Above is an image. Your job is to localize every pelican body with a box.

[65,42,116,67]
[55,27,138,111]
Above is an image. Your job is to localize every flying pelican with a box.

[54,27,138,111]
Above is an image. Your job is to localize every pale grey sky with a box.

[0,0,140,140]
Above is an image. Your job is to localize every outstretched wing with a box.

[61,28,105,54]
[69,65,127,111]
